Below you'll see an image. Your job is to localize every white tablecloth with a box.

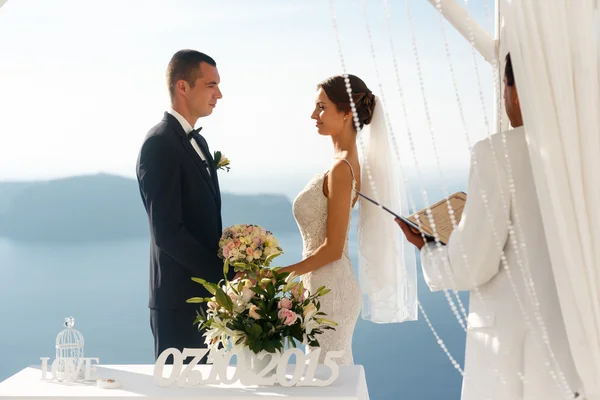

[0,364,369,399]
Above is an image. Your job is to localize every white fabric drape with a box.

[502,1,600,398]
[0,1,8,10]
[357,97,418,323]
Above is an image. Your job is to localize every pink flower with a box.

[223,247,230,258]
[241,286,254,303]
[278,309,299,326]
[278,298,293,310]
[246,247,254,256]
[291,285,306,302]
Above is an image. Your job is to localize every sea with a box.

[0,218,468,400]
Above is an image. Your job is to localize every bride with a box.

[279,74,416,365]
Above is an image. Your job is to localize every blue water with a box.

[0,223,468,399]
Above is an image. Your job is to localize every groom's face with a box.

[187,62,222,118]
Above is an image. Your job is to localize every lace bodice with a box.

[292,172,351,259]
[292,162,361,365]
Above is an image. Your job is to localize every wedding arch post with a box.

[425,0,496,63]
[425,0,504,132]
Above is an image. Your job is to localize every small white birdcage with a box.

[54,316,84,379]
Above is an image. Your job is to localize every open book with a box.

[356,191,467,245]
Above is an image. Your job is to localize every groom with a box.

[136,50,232,362]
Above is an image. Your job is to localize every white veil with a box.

[357,96,418,323]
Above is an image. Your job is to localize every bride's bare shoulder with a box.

[322,159,358,198]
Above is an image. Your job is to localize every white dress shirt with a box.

[167,108,210,176]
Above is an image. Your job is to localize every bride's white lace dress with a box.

[292,161,361,365]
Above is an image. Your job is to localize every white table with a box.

[0,364,369,399]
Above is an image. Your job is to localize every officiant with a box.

[395,53,582,400]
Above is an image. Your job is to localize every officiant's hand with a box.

[395,218,427,250]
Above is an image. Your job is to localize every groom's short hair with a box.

[167,50,217,98]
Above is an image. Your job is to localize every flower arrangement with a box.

[187,224,336,354]
[213,151,230,172]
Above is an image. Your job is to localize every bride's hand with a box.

[233,271,244,281]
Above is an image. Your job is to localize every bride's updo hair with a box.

[317,74,376,130]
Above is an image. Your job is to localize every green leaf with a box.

[250,286,267,297]
[264,251,282,265]
[235,337,245,346]
[233,262,248,268]
[264,341,276,353]
[214,151,222,164]
[215,288,232,312]
[191,277,219,295]
[249,323,262,338]
[186,297,206,303]
[223,259,230,277]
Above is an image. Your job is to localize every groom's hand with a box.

[395,218,427,250]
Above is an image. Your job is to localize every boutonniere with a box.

[213,151,230,172]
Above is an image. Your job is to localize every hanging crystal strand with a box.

[382,0,568,393]
[436,0,572,395]
[379,0,513,385]
[329,0,467,374]
[493,61,575,400]
[404,0,482,327]
[363,0,467,332]
[483,0,494,36]
[461,0,574,396]
[418,302,464,374]
[432,1,542,388]
[329,0,385,288]
[431,3,521,389]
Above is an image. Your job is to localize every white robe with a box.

[420,127,582,400]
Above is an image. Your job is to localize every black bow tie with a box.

[187,127,202,140]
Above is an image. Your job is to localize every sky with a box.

[0,0,497,196]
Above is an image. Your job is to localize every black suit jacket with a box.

[136,112,231,310]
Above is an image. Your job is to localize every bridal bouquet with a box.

[187,224,336,354]
[218,224,282,275]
